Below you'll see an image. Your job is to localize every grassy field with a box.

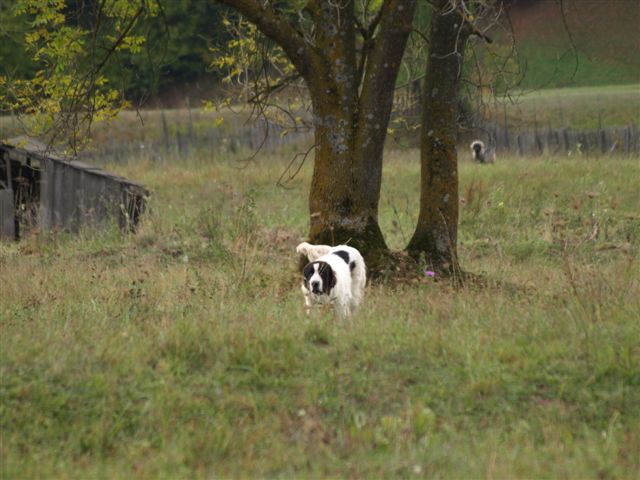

[506,0,640,90]
[2,84,638,151]
[487,84,640,131]
[1,146,639,478]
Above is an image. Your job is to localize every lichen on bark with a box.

[407,0,471,276]
[217,0,418,273]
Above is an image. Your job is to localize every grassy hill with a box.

[507,0,640,89]
[492,84,640,131]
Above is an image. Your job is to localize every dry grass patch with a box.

[1,151,639,478]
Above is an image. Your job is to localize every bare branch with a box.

[217,0,321,85]
[557,0,580,81]
[356,0,417,124]
[277,142,317,189]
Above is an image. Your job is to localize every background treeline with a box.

[0,0,231,106]
[1,0,638,108]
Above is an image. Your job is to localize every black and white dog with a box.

[470,140,496,164]
[296,242,366,318]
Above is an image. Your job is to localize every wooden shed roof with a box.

[1,136,148,195]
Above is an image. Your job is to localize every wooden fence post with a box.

[599,128,607,153]
[517,134,523,157]
[161,111,170,155]
[186,96,195,145]
[503,104,510,152]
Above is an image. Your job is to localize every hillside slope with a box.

[506,0,640,88]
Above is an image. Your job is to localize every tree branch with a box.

[93,5,145,75]
[366,7,384,37]
[217,0,321,85]
[557,0,579,81]
[355,0,417,130]
[247,73,302,104]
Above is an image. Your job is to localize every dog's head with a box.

[302,261,336,295]
[471,140,485,156]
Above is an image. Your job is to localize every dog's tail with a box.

[296,242,333,262]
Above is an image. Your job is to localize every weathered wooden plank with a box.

[67,160,102,172]
[58,164,71,229]
[39,159,52,229]
[52,160,65,228]
[61,165,78,231]
[92,174,110,225]
[2,140,149,236]
[75,169,89,228]
[0,190,16,241]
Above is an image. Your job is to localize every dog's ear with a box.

[302,262,315,289]
[318,262,336,294]
[328,269,337,291]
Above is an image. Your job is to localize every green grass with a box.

[517,44,640,91]
[3,84,638,150]
[502,0,640,90]
[1,149,639,478]
[490,84,640,131]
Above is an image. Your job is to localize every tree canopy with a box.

[0,0,512,275]
[1,0,635,280]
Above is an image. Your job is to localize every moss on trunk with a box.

[218,0,418,275]
[306,121,390,274]
[407,0,470,276]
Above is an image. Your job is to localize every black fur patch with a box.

[317,261,336,294]
[302,262,315,289]
[332,250,350,265]
[331,250,357,271]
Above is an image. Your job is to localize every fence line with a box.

[85,115,313,164]
[468,123,639,157]
[79,97,638,163]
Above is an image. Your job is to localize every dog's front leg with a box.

[334,300,351,320]
[303,292,313,316]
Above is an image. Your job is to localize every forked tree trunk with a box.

[308,122,388,262]
[218,0,416,272]
[304,1,389,261]
[407,0,470,275]
[307,0,417,271]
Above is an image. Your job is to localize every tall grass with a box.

[1,149,639,478]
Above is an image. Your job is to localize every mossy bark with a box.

[307,0,416,270]
[217,0,416,271]
[308,109,388,258]
[407,0,470,275]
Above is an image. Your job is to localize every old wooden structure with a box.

[0,137,148,241]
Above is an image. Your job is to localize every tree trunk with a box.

[308,115,388,262]
[217,0,416,271]
[307,0,417,272]
[407,0,470,275]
